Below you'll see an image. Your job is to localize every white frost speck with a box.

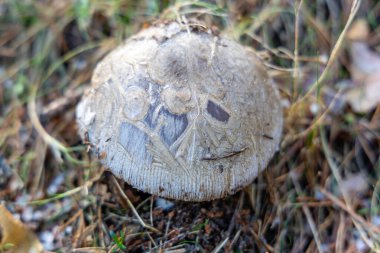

[355,238,368,252]
[319,54,328,64]
[281,98,290,108]
[22,206,33,222]
[47,173,65,195]
[372,216,380,226]
[39,230,55,251]
[155,198,175,211]
[310,103,320,115]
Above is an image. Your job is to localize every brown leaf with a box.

[345,20,380,112]
[345,72,380,112]
[0,205,43,253]
[346,19,369,41]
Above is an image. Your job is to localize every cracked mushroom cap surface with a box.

[76,22,283,201]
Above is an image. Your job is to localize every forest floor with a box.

[1,0,380,252]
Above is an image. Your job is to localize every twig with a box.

[290,172,324,253]
[319,188,380,235]
[211,237,229,253]
[282,87,345,148]
[28,175,100,205]
[249,228,277,253]
[97,202,105,248]
[58,210,83,234]
[291,0,361,106]
[229,229,242,250]
[335,212,346,253]
[28,85,68,163]
[320,128,380,252]
[111,175,160,234]
[150,196,154,227]
[41,87,85,117]
[72,247,106,253]
[227,191,244,237]
[27,42,101,165]
[164,211,172,242]
[246,32,327,64]
[146,232,158,248]
[30,137,47,196]
[293,0,304,101]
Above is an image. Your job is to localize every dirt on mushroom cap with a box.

[76,21,283,201]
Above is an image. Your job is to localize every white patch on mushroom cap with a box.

[123,86,150,121]
[76,98,95,127]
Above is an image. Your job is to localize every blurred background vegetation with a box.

[1,0,380,252]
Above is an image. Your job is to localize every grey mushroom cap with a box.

[76,22,283,201]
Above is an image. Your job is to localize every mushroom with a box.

[76,21,283,201]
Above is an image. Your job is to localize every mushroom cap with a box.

[76,22,283,201]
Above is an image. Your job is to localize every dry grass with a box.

[1,0,380,252]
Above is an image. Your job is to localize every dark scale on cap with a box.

[206,100,230,123]
[118,122,152,165]
[143,104,159,129]
[142,84,161,129]
[159,109,188,146]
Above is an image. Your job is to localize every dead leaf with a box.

[345,72,380,112]
[344,19,380,112]
[0,205,43,253]
[341,173,369,197]
[346,19,368,41]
